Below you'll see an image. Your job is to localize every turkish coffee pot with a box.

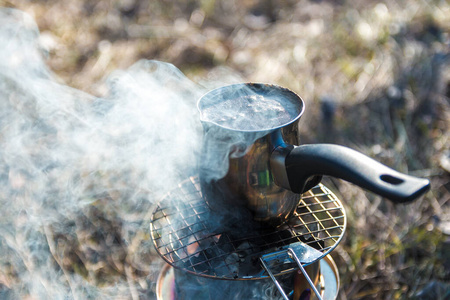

[198,83,430,225]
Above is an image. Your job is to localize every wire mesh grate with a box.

[151,176,346,280]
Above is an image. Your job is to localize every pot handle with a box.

[285,144,430,203]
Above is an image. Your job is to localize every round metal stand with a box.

[151,176,346,300]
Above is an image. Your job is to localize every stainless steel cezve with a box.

[198,83,430,224]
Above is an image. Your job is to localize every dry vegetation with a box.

[0,0,449,299]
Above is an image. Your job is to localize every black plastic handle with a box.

[285,144,430,203]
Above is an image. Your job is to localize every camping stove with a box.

[150,177,346,300]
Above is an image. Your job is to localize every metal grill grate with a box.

[151,176,346,280]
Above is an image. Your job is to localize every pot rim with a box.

[197,82,305,133]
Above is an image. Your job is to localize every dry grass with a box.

[0,0,449,299]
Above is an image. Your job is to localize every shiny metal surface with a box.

[270,144,294,191]
[198,83,305,224]
[260,241,324,300]
[156,255,340,300]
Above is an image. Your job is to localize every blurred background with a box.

[1,0,449,299]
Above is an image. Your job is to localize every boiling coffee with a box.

[200,94,299,131]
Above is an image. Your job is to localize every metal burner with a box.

[156,255,340,300]
[150,176,346,280]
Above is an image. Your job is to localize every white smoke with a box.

[0,8,209,299]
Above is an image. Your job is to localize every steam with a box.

[0,8,294,299]
[198,125,266,181]
[0,8,207,298]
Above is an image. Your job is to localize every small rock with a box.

[439,151,450,173]
[413,281,450,300]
